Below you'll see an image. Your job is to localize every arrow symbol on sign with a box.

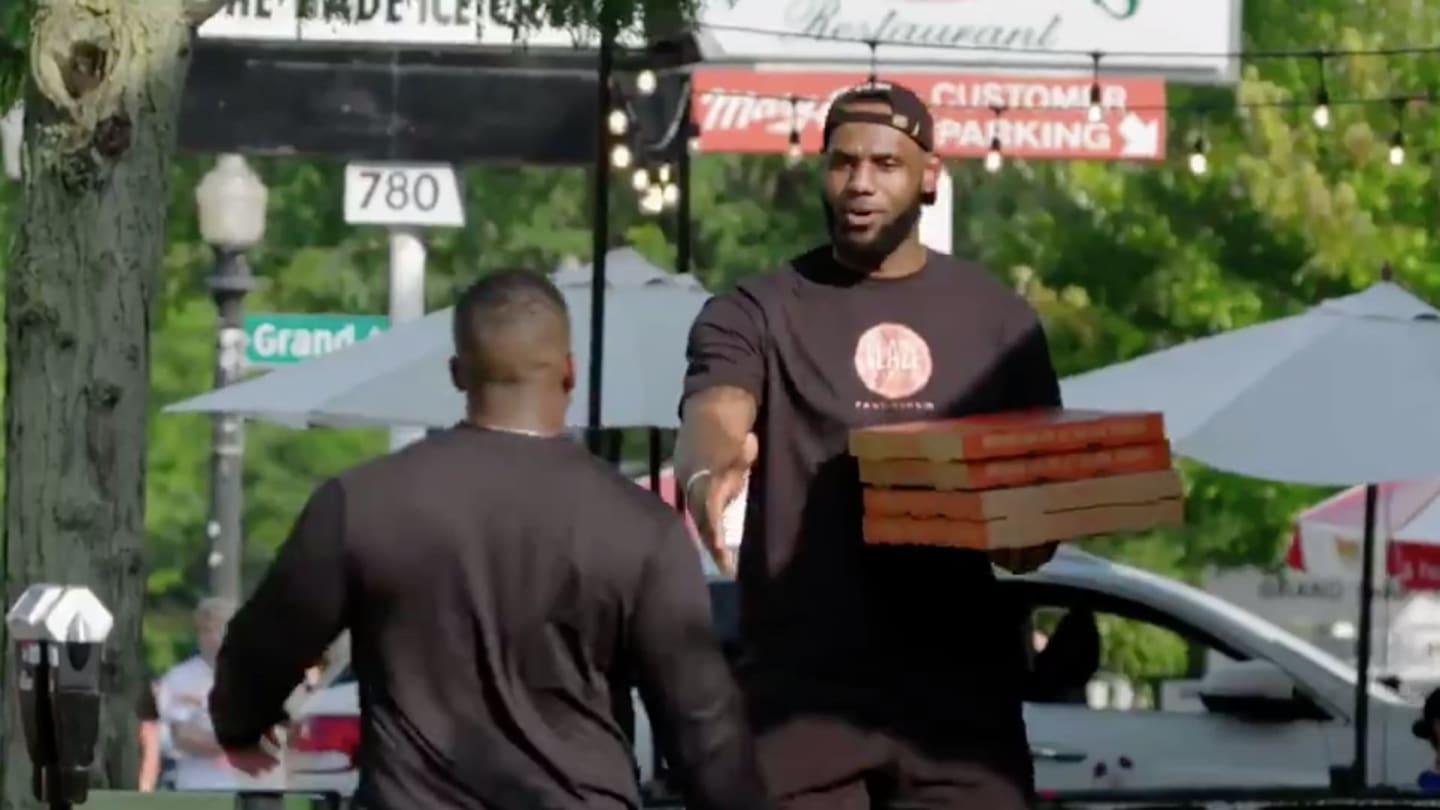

[1117,114,1160,158]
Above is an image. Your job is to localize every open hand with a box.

[689,432,758,576]
[989,542,1060,574]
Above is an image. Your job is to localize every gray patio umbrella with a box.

[1060,279,1440,788]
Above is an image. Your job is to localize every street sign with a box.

[693,70,1169,161]
[343,162,465,228]
[243,313,389,366]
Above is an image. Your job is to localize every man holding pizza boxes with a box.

[676,80,1181,809]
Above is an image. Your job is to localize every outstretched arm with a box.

[676,293,766,572]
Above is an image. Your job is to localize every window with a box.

[1009,581,1255,715]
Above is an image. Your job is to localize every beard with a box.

[822,194,925,269]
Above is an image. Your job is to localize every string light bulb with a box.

[640,184,664,215]
[984,105,1005,173]
[1312,87,1331,129]
[657,164,672,184]
[1187,135,1208,175]
[784,95,803,167]
[1087,51,1104,123]
[607,108,628,136]
[1311,54,1331,130]
[631,166,650,192]
[1388,98,1407,166]
[984,136,1004,173]
[1389,129,1406,166]
[662,182,680,208]
[609,143,632,169]
[687,134,702,154]
[636,69,657,96]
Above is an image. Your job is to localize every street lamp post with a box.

[194,154,267,601]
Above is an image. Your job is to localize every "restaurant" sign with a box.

[698,0,1239,84]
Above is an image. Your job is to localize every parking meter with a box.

[5,584,113,809]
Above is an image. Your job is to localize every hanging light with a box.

[1389,130,1406,166]
[1312,88,1331,129]
[1311,54,1331,130]
[1388,97,1407,166]
[662,182,680,208]
[984,136,1004,173]
[786,129,804,167]
[657,163,672,184]
[784,95,804,167]
[687,133,702,154]
[640,184,665,214]
[636,69,657,96]
[610,143,633,169]
[984,105,1005,173]
[1086,51,1104,124]
[607,108,628,136]
[1187,135,1208,175]
[631,166,650,192]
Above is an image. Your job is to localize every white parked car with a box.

[285,667,360,795]
[283,547,1433,797]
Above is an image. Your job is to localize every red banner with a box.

[692,70,1169,162]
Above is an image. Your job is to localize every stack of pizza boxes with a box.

[849,409,1184,550]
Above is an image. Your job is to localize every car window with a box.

[1004,580,1338,718]
[1026,602,1233,713]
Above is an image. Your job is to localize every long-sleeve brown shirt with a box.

[210,425,767,810]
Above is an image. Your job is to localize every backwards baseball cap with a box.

[822,79,935,154]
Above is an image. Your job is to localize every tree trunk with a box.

[0,0,225,806]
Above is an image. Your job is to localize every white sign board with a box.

[343,162,465,228]
[198,0,636,47]
[696,0,1242,84]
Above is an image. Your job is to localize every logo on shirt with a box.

[853,322,934,400]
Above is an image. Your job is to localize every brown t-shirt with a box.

[210,426,766,810]
[682,246,1061,747]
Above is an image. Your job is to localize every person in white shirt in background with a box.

[157,598,285,791]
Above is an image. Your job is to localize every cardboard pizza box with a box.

[863,496,1184,551]
[849,408,1166,463]
[863,469,1183,522]
[858,442,1173,491]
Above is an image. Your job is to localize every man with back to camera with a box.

[208,270,771,810]
[675,81,1063,809]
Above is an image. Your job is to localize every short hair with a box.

[452,269,570,383]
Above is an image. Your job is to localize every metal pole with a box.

[1351,482,1380,790]
[677,112,693,277]
[587,8,614,454]
[388,227,427,450]
[207,249,254,601]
